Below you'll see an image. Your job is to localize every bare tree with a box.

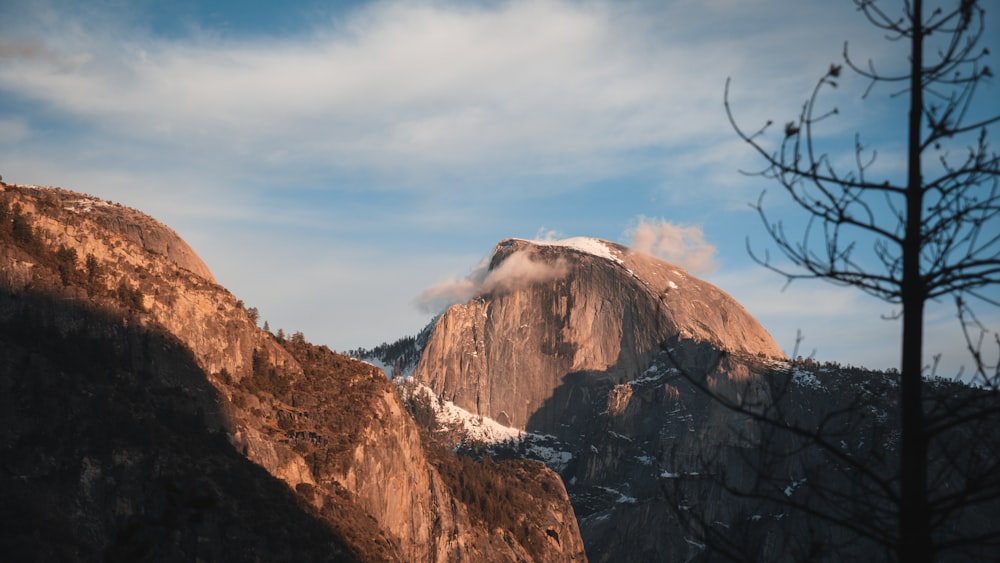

[722,0,999,561]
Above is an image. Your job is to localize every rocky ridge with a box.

[0,183,586,562]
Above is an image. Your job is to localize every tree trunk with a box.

[899,296,929,561]
[899,0,931,560]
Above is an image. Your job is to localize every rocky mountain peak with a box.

[2,183,215,282]
[491,236,781,357]
[414,237,782,433]
[489,237,627,270]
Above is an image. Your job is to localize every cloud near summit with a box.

[624,216,718,275]
[414,250,568,313]
[416,216,717,314]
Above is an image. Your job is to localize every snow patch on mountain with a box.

[64,197,112,214]
[398,381,578,470]
[791,368,823,389]
[632,363,680,385]
[527,442,574,472]
[525,236,624,265]
[438,400,524,444]
[403,382,524,444]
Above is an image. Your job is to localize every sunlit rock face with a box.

[413,237,783,434]
[0,183,587,562]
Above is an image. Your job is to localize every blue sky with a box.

[1,0,998,376]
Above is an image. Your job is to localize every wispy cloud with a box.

[624,216,719,275]
[414,249,568,313]
[412,256,489,314]
[484,251,569,294]
[0,0,875,198]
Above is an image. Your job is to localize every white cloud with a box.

[0,0,878,198]
[534,227,566,242]
[624,216,719,275]
[412,255,490,314]
[483,251,569,294]
[414,249,568,313]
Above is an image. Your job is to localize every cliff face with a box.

[413,237,781,433]
[410,237,787,560]
[0,183,585,562]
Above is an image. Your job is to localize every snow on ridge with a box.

[438,397,524,445]
[524,236,624,265]
[406,382,524,445]
[4,182,48,189]
[64,197,111,214]
[1,182,112,214]
[399,381,577,470]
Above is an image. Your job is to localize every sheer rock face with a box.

[0,184,585,562]
[414,237,782,433]
[410,238,788,561]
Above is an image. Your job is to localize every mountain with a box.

[407,237,787,559]
[0,182,586,562]
[413,237,781,434]
[408,237,1000,561]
